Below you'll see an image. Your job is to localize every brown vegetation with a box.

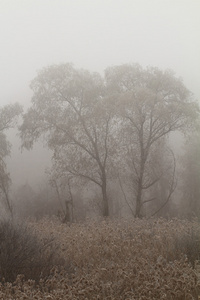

[0,217,200,299]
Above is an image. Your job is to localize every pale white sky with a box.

[1,0,200,188]
[0,0,200,106]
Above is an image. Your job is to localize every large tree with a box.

[0,103,22,215]
[20,64,117,217]
[105,64,198,217]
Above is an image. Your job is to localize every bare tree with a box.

[0,103,22,215]
[106,64,198,217]
[49,173,74,223]
[20,64,117,217]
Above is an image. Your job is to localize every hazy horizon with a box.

[1,0,200,108]
[1,0,200,189]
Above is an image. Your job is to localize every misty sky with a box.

[1,0,200,189]
[1,0,200,106]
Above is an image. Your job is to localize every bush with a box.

[173,227,200,268]
[0,218,64,283]
[0,218,199,299]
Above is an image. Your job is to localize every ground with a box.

[0,217,200,299]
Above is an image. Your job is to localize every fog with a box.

[0,0,200,216]
[1,0,200,106]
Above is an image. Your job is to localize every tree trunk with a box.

[135,180,142,218]
[135,156,145,218]
[0,174,13,217]
[101,170,109,217]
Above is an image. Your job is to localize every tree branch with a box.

[150,148,177,217]
[118,173,134,215]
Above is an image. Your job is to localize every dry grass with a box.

[0,217,200,299]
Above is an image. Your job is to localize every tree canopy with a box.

[105,64,198,216]
[20,64,117,216]
[20,63,198,217]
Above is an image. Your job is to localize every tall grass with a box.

[0,218,65,283]
[0,217,200,299]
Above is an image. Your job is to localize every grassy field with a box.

[0,217,200,299]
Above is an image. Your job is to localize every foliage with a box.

[0,217,200,299]
[0,103,22,132]
[173,226,200,268]
[105,64,198,217]
[20,63,198,218]
[20,64,117,217]
[0,218,65,283]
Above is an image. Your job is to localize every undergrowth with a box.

[0,218,66,283]
[0,217,200,299]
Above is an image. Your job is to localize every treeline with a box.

[0,63,199,220]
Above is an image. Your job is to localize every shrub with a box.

[173,227,200,268]
[0,217,199,299]
[0,218,64,283]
